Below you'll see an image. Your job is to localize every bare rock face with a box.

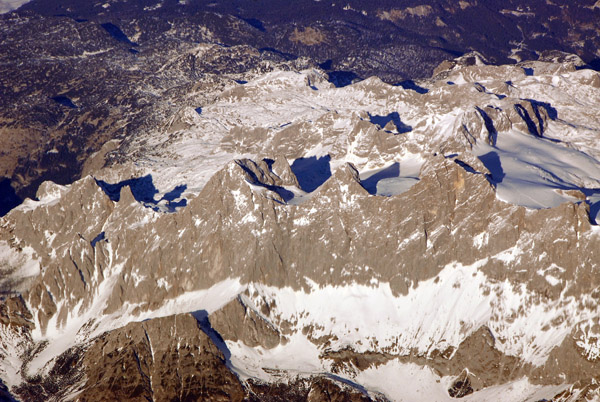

[3,150,600,399]
[551,379,600,402]
[14,346,87,402]
[2,147,600,400]
[270,155,300,188]
[1,54,600,401]
[306,377,375,402]
[12,312,378,401]
[246,377,378,402]
[531,318,600,386]
[447,370,474,398]
[0,295,33,329]
[78,314,244,402]
[209,295,285,349]
[440,326,525,391]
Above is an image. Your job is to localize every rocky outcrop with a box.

[0,53,600,401]
[12,312,378,401]
[210,295,285,349]
[77,314,244,402]
[551,379,600,402]
[247,377,378,401]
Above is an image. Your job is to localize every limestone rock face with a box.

[210,295,285,349]
[0,296,34,397]
[1,53,600,401]
[245,377,379,402]
[0,296,33,329]
[78,314,244,402]
[551,380,600,402]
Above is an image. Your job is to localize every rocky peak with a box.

[1,52,600,401]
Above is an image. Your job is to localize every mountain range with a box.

[1,1,600,401]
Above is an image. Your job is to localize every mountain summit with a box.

[1,52,600,400]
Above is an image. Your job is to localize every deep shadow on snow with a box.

[191,310,234,369]
[95,175,187,212]
[360,163,400,195]
[290,155,332,193]
[369,112,412,134]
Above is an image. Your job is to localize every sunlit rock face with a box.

[3,0,600,206]
[1,9,600,398]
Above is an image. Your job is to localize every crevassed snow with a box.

[475,130,600,209]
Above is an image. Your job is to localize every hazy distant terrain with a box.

[1,0,599,207]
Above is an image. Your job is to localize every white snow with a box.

[156,278,172,290]
[74,59,599,224]
[231,189,247,210]
[472,232,489,249]
[4,57,600,399]
[492,246,523,264]
[355,361,453,401]
[12,182,69,213]
[114,68,421,200]
[27,278,244,376]
[475,130,600,209]
[0,324,27,388]
[293,216,311,226]
[355,360,568,402]
[229,335,569,402]
[239,259,596,369]
[574,318,600,361]
[0,242,40,293]
[227,332,323,382]
[359,155,423,196]
[218,259,597,400]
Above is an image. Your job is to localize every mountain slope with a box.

[1,54,600,400]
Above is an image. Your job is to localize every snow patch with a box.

[0,324,27,388]
[293,216,311,226]
[575,318,600,361]
[493,246,522,264]
[475,130,600,209]
[355,361,568,401]
[359,155,423,196]
[472,232,489,249]
[0,242,41,293]
[242,259,596,368]
[228,332,323,382]
[27,278,244,376]
[0,0,31,13]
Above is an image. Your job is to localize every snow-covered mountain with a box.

[3,0,600,208]
[1,50,600,401]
